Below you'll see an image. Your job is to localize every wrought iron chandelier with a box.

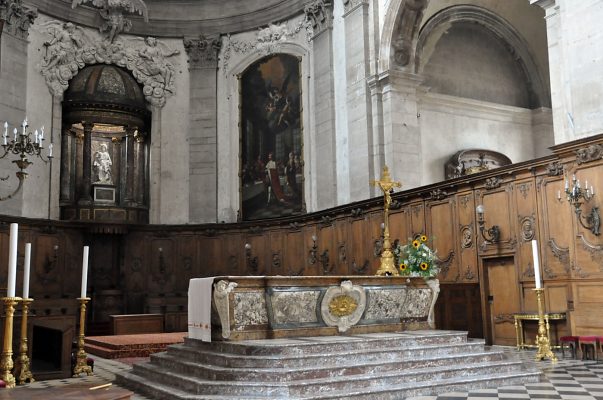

[1,118,53,201]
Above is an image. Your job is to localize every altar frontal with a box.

[189,276,440,341]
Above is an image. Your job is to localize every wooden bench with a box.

[110,314,164,335]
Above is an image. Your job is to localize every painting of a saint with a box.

[240,54,304,220]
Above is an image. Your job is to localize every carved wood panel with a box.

[347,217,371,275]
[174,235,197,294]
[409,202,425,238]
[222,232,244,276]
[456,191,478,282]
[426,199,458,283]
[284,230,305,276]
[476,185,515,254]
[198,237,223,277]
[317,224,334,276]
[435,284,483,339]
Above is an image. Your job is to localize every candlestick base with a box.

[533,288,558,362]
[14,298,34,385]
[73,298,93,377]
[1,297,21,388]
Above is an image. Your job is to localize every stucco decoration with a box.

[213,280,238,339]
[391,0,428,67]
[342,0,369,15]
[320,280,366,332]
[0,0,37,39]
[40,21,179,107]
[71,0,149,44]
[222,20,310,75]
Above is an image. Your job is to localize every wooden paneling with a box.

[483,257,520,346]
[426,199,458,283]
[456,191,478,283]
[435,284,483,338]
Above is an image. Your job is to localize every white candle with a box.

[21,118,26,136]
[40,126,44,141]
[48,143,53,158]
[3,121,7,137]
[7,223,18,298]
[13,128,17,141]
[23,243,31,299]
[80,246,89,298]
[532,239,541,289]
[557,190,561,200]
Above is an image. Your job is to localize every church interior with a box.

[1,0,603,399]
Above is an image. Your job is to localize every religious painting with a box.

[240,54,304,220]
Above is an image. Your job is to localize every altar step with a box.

[115,330,542,400]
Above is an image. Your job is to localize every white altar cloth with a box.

[188,277,214,342]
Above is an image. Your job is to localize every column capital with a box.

[530,0,557,11]
[342,0,368,16]
[0,0,37,40]
[305,0,333,38]
[183,35,222,70]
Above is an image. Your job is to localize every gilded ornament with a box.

[328,295,358,317]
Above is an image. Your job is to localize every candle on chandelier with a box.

[81,246,89,298]
[7,223,18,298]
[40,126,44,141]
[13,128,17,141]
[557,190,561,200]
[3,121,7,137]
[21,118,26,136]
[23,243,31,299]
[531,239,541,289]
[48,143,53,158]
[34,130,39,144]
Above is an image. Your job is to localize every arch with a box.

[415,5,550,108]
[379,0,429,73]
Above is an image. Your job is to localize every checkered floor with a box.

[9,347,603,399]
[407,347,603,400]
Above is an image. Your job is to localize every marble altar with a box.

[189,276,440,341]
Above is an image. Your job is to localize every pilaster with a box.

[306,0,337,210]
[184,35,221,223]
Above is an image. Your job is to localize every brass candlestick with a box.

[1,296,21,388]
[371,166,402,276]
[73,297,92,377]
[534,288,557,362]
[14,298,34,384]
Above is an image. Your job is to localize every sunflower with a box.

[420,262,429,271]
[400,263,407,271]
[420,235,428,242]
[412,240,420,249]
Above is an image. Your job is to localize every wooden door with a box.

[484,257,520,346]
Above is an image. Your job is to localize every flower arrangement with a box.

[393,235,439,277]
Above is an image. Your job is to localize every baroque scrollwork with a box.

[40,21,179,107]
[546,161,564,176]
[213,280,238,339]
[320,280,366,332]
[429,188,447,201]
[575,144,603,165]
[391,0,428,66]
[484,177,502,190]
[548,239,570,273]
[0,0,37,39]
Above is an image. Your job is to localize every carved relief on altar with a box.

[39,19,179,107]
[363,288,407,321]
[268,290,320,326]
[320,281,366,332]
[445,149,511,180]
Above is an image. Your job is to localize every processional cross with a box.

[371,166,402,276]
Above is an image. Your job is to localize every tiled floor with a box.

[8,347,603,399]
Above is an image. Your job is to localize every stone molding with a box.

[183,34,222,69]
[39,22,179,107]
[342,0,368,16]
[425,278,440,329]
[391,0,428,67]
[0,0,37,39]
[304,0,333,38]
[71,0,149,43]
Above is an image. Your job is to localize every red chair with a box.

[579,336,598,360]
[560,336,579,359]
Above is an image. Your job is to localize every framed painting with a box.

[240,54,305,221]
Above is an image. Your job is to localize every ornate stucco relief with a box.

[269,290,320,325]
[320,280,366,332]
[363,288,407,321]
[183,35,222,69]
[38,20,179,107]
[213,280,238,339]
[304,0,333,37]
[233,291,269,328]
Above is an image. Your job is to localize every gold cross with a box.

[371,166,401,210]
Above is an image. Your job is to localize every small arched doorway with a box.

[59,64,151,224]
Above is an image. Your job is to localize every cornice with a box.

[27,0,307,37]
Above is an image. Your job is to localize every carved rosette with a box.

[304,0,333,37]
[0,0,37,39]
[183,35,222,69]
[320,280,366,332]
[213,280,238,339]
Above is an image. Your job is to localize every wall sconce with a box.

[308,235,318,265]
[43,244,59,274]
[245,243,258,273]
[559,174,600,236]
[476,204,500,243]
[158,247,165,275]
[1,119,53,201]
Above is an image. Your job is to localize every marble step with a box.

[163,341,486,369]
[127,358,528,397]
[182,330,468,356]
[149,349,505,382]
